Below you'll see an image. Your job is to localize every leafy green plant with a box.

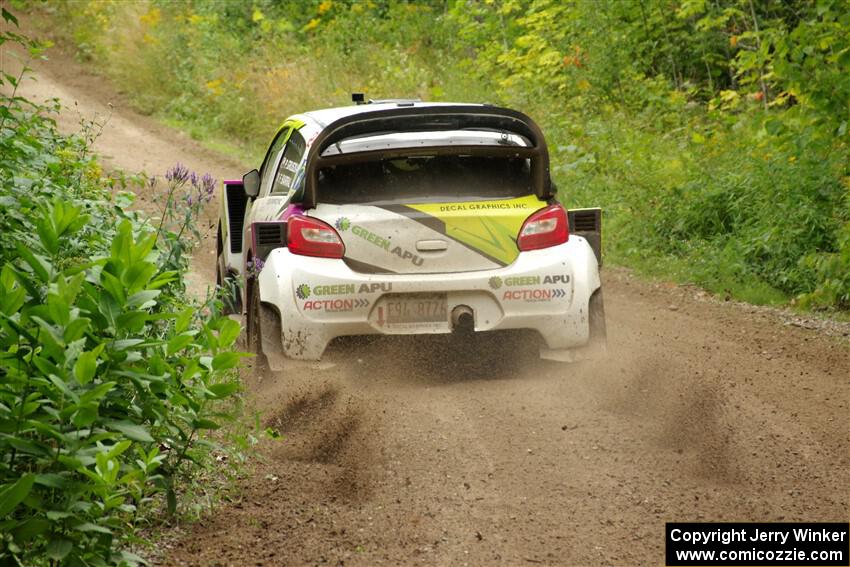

[0,13,245,565]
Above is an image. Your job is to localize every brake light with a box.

[287,215,345,259]
[517,204,569,251]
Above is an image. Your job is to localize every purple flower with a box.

[165,163,190,184]
[189,172,198,188]
[186,194,193,206]
[201,173,216,201]
[253,257,265,272]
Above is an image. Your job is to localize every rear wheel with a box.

[245,276,286,372]
[218,272,241,315]
[215,224,241,315]
[259,301,285,371]
[246,278,263,357]
[589,289,607,349]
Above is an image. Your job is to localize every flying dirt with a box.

[21,50,850,567]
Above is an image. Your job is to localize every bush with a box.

[42,0,850,311]
[0,14,243,565]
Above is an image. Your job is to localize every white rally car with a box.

[216,101,605,365]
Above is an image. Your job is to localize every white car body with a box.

[216,102,605,363]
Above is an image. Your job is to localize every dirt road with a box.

[19,46,850,567]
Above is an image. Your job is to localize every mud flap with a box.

[568,208,602,266]
[540,288,607,362]
[260,303,287,372]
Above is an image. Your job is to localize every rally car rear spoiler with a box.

[301,105,553,208]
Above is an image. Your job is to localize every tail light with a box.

[517,204,569,251]
[287,215,345,259]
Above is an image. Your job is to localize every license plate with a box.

[373,293,448,330]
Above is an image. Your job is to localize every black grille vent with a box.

[226,183,247,253]
[568,208,603,266]
[571,210,599,232]
[257,223,285,246]
[254,222,287,262]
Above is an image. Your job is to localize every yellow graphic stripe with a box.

[406,195,546,265]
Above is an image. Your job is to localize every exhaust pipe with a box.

[451,305,474,331]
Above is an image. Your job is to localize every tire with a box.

[259,302,286,371]
[246,276,286,371]
[215,224,241,315]
[219,272,241,316]
[246,278,263,357]
[589,288,608,348]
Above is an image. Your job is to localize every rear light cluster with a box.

[517,204,569,251]
[287,215,345,259]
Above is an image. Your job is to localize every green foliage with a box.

[44,0,850,310]
[0,17,244,566]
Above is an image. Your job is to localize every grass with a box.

[34,0,850,314]
[159,115,254,169]
[614,249,790,306]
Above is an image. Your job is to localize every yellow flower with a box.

[318,0,333,15]
[206,79,224,96]
[304,18,320,32]
[140,7,161,27]
[85,162,103,182]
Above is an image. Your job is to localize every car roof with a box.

[296,101,485,130]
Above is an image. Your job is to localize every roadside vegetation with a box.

[40,0,850,312]
[0,11,245,565]
[0,2,845,564]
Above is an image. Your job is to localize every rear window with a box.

[317,155,532,205]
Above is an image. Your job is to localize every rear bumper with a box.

[257,237,601,360]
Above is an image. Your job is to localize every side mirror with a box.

[243,169,260,198]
